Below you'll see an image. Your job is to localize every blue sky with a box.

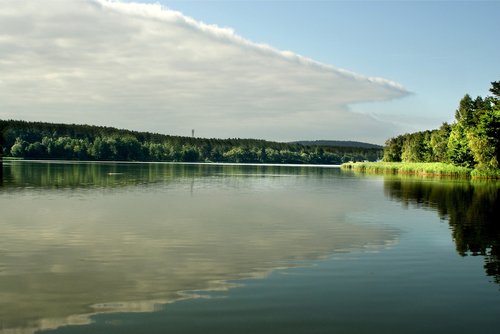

[1,0,499,144]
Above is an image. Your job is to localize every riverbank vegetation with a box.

[0,120,381,164]
[343,81,500,178]
[342,162,472,177]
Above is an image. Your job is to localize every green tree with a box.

[148,143,169,161]
[447,122,475,167]
[447,94,483,168]
[114,137,143,161]
[209,147,224,162]
[1,119,383,163]
[223,146,258,163]
[259,147,267,163]
[25,142,47,158]
[383,136,403,162]
[430,123,451,162]
[467,109,500,170]
[401,133,426,163]
[10,138,28,157]
[490,81,500,98]
[421,131,433,162]
[180,145,200,162]
[90,137,115,160]
[455,94,475,127]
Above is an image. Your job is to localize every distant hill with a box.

[291,140,383,150]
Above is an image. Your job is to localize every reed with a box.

[341,162,474,178]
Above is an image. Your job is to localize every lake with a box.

[1,160,499,334]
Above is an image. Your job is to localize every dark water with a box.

[1,161,499,334]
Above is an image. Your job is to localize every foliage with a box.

[430,123,451,162]
[341,162,472,178]
[467,109,500,170]
[447,122,475,167]
[0,119,382,164]
[382,80,500,178]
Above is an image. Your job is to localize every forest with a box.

[0,120,381,164]
[383,81,500,175]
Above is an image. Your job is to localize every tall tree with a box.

[430,123,451,162]
[383,136,403,162]
[490,81,500,98]
[467,97,500,170]
[455,94,476,127]
[447,122,475,168]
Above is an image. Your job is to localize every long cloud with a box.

[0,0,409,142]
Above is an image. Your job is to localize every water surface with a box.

[1,161,499,333]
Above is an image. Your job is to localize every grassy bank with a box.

[471,168,500,179]
[341,162,477,178]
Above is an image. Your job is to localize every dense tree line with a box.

[384,81,500,172]
[0,120,381,164]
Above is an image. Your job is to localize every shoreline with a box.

[341,162,500,179]
[1,158,341,168]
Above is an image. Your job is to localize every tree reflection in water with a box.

[384,177,500,284]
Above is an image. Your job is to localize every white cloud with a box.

[0,0,409,142]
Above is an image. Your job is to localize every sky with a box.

[1,0,499,144]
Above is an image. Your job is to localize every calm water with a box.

[1,161,499,334]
